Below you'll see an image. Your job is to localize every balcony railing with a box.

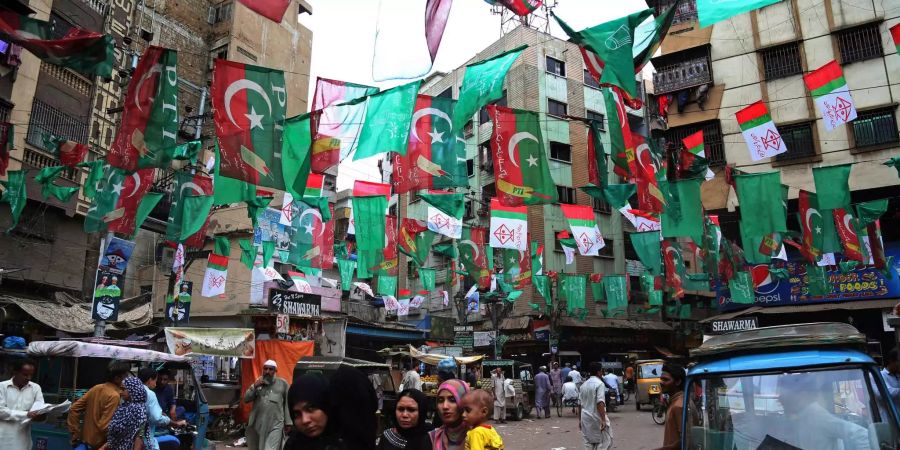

[26,99,88,152]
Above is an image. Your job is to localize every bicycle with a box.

[563,397,580,416]
[651,394,668,425]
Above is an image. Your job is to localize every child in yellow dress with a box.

[461,389,504,450]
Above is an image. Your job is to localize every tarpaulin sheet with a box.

[239,340,314,422]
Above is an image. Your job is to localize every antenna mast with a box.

[492,0,557,36]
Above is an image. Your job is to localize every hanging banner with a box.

[92,237,135,321]
[165,327,256,358]
[268,288,322,317]
[165,281,192,323]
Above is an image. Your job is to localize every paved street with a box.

[493,405,664,449]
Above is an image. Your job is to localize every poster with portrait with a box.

[92,238,135,321]
[166,281,193,323]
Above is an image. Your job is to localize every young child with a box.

[461,389,504,450]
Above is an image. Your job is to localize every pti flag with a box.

[633,134,665,214]
[833,208,864,262]
[560,203,605,256]
[679,130,714,180]
[398,219,434,267]
[237,0,291,22]
[735,101,787,161]
[501,247,532,289]
[392,95,467,194]
[84,165,158,236]
[485,0,542,15]
[211,60,287,188]
[166,171,213,245]
[42,134,89,167]
[289,200,336,270]
[799,190,825,263]
[489,198,527,251]
[662,239,685,299]
[804,60,857,131]
[488,105,557,206]
[107,46,179,171]
[459,226,491,290]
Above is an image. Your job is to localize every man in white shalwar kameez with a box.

[0,360,45,450]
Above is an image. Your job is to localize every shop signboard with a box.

[454,325,474,350]
[474,331,495,347]
[707,317,758,334]
[165,327,255,358]
[268,289,322,317]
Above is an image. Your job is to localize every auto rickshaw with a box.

[479,359,534,420]
[683,322,900,449]
[634,358,664,410]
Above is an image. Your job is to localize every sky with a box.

[297,0,649,190]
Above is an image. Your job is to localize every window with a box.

[556,186,576,204]
[437,87,453,99]
[26,99,88,151]
[652,46,712,95]
[479,143,493,171]
[760,42,802,80]
[775,122,816,161]
[549,142,572,162]
[664,120,725,166]
[466,159,475,177]
[852,107,899,148]
[548,99,568,118]
[463,120,474,138]
[208,1,233,24]
[656,0,698,25]
[546,56,566,77]
[584,68,600,89]
[479,91,506,124]
[837,22,883,65]
[593,196,611,214]
[586,110,605,130]
[597,239,614,258]
[464,200,475,219]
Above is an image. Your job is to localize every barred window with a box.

[586,110,605,130]
[775,122,816,161]
[549,142,572,162]
[652,45,712,95]
[548,99,568,118]
[656,0,698,25]
[593,196,612,214]
[557,186,576,204]
[837,23,883,65]
[597,239,614,258]
[26,98,88,151]
[546,56,566,77]
[852,107,899,148]
[584,68,600,89]
[760,42,803,80]
[664,120,725,166]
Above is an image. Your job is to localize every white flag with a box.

[427,205,462,239]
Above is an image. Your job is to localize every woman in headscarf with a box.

[428,379,470,450]
[101,376,149,450]
[284,366,378,450]
[378,389,432,450]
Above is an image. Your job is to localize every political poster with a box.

[92,237,135,321]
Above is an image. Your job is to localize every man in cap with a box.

[243,360,290,450]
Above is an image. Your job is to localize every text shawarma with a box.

[274,299,320,317]
[711,319,758,333]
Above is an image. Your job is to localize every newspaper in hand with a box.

[25,400,71,422]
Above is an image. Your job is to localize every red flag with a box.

[662,239,684,299]
[833,208,864,261]
[632,133,664,214]
[798,190,822,263]
[237,0,291,22]
[312,203,336,270]
[425,0,452,61]
[392,95,463,194]
[0,122,11,176]
[107,168,157,236]
[353,180,392,200]
[868,221,887,270]
[460,226,491,290]
[58,141,89,167]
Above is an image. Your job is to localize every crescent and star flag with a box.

[488,105,557,206]
[211,59,287,188]
[280,173,324,226]
[289,200,335,270]
[0,11,114,78]
[485,0,542,15]
[42,134,89,167]
[452,45,527,130]
[237,0,291,22]
[698,0,782,28]
[603,87,638,178]
[107,46,179,171]
[812,163,852,210]
[459,226,491,290]
[202,240,230,298]
[354,80,422,160]
[679,130,714,180]
[85,165,157,236]
[832,208,864,262]
[392,95,467,194]
[662,239,685,299]
[553,9,653,100]
[310,78,378,173]
[804,60,857,131]
[501,247,532,289]
[735,101,787,161]
[560,203,605,256]
[166,171,213,244]
[398,219,434,267]
[633,134,666,214]
[586,119,608,188]
[489,198,527,250]
[799,190,825,263]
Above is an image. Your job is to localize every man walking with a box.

[579,362,612,450]
[401,363,423,391]
[490,368,506,423]
[882,348,900,409]
[68,361,130,449]
[549,362,563,406]
[0,359,45,450]
[653,363,685,450]
[243,360,290,450]
[534,366,551,419]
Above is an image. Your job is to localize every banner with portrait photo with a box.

[166,281,192,323]
[92,237,135,321]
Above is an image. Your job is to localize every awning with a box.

[347,325,425,340]
[28,341,188,363]
[2,293,152,334]
[561,317,672,331]
[700,298,899,323]
[407,345,484,365]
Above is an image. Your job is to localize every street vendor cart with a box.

[479,359,533,421]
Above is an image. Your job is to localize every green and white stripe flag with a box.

[803,60,857,131]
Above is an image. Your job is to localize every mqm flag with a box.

[679,130,714,180]
[804,60,857,130]
[108,46,179,171]
[603,87,638,179]
[42,134,89,167]
[488,105,557,206]
[662,239,685,299]
[452,45,526,130]
[736,101,787,161]
[586,119,607,187]
[392,95,467,194]
[427,204,463,239]
[558,230,577,264]
[0,11,113,78]
[833,208,864,262]
[237,0,291,22]
[560,203,605,256]
[489,198,527,250]
[484,0,542,15]
[211,59,287,188]
[697,0,782,28]
[398,219,434,267]
[799,190,825,263]
[354,80,421,160]
[166,171,213,244]
[201,253,229,298]
[501,247,532,288]
[459,226,491,290]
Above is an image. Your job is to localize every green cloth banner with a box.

[420,267,436,292]
[179,195,214,241]
[131,192,164,239]
[856,199,888,227]
[812,163,852,210]
[452,45,527,130]
[338,258,356,291]
[729,271,755,304]
[697,0,783,28]
[377,275,397,297]
[630,231,662,275]
[353,196,388,251]
[660,178,704,244]
[239,239,256,269]
[735,171,787,238]
[282,113,312,198]
[355,80,422,160]
[1,170,27,231]
[560,274,586,315]
[604,275,628,317]
[261,240,275,268]
[419,191,466,218]
[214,236,231,257]
[534,274,552,306]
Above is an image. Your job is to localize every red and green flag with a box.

[736,101,787,160]
[108,46,179,171]
[633,133,666,214]
[892,23,900,55]
[452,45,527,130]
[832,208,864,262]
[798,190,825,263]
[460,226,491,290]
[237,0,291,22]
[487,105,557,206]
[485,0,542,15]
[310,79,378,173]
[201,239,230,298]
[586,119,607,188]
[398,219,434,267]
[354,80,422,161]
[211,59,287,188]
[1,170,26,231]
[0,11,114,78]
[392,95,467,194]
[289,200,335,270]
[662,239,685,300]
[42,134,89,167]
[489,198,528,250]
[603,87,638,179]
[560,203,605,256]
[679,130,714,180]
[501,247,532,289]
[353,180,392,200]
[803,60,857,130]
[165,171,213,245]
[312,77,380,111]
[85,165,158,236]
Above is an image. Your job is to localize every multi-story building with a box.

[649,0,900,347]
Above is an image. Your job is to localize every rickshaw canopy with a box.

[407,345,484,365]
[27,340,190,363]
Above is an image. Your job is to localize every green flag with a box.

[130,192,164,239]
[338,259,356,291]
[166,171,213,242]
[698,0,783,28]
[452,45,527,130]
[553,10,653,99]
[684,273,710,291]
[729,271,754,305]
[603,183,637,209]
[701,216,721,275]
[179,195,214,241]
[641,274,663,306]
[533,274,552,306]
[420,268,436,292]
[660,178,704,244]
[239,239,256,269]
[604,275,628,317]
[591,277,604,302]
[630,231,662,275]
[884,157,900,178]
[419,191,465,217]
[377,275,397,297]
[740,223,771,265]
[530,240,543,276]
[34,166,78,202]
[856,199,888,227]
[85,164,126,233]
[812,163,852,210]
[1,170,27,231]
[262,240,275,268]
[434,242,458,259]
[587,120,608,188]
[560,274,586,314]
[213,141,258,206]
[354,80,422,160]
[247,195,273,229]
[352,196,388,251]
[807,264,830,296]
[735,171,787,238]
[282,113,312,198]
[211,236,230,257]
[0,12,114,77]
[79,160,104,200]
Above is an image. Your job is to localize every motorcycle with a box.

[605,387,619,412]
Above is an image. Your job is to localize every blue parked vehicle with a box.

[683,323,900,449]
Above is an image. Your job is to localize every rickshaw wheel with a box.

[514,403,524,421]
[635,399,641,410]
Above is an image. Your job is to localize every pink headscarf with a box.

[428,379,471,450]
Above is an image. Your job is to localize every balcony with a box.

[652,46,712,96]
[26,99,88,153]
